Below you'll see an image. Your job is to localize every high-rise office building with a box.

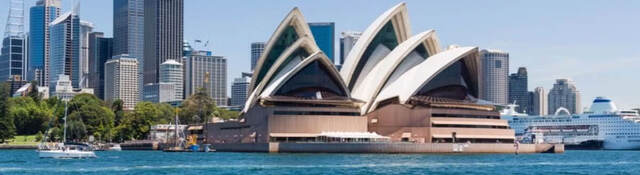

[28,0,61,85]
[308,22,335,63]
[480,49,509,105]
[48,11,80,90]
[339,31,361,66]
[79,21,94,88]
[530,87,547,115]
[143,82,175,103]
[143,0,183,84]
[185,51,227,106]
[113,0,145,100]
[508,67,528,113]
[549,79,581,114]
[0,37,26,81]
[231,76,249,107]
[88,32,112,99]
[159,59,183,101]
[250,42,264,71]
[104,55,139,109]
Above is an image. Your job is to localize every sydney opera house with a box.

[206,3,561,153]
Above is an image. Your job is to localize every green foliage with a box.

[217,108,240,120]
[68,104,115,141]
[179,88,216,124]
[68,93,104,114]
[9,97,53,135]
[111,99,125,126]
[35,131,43,142]
[66,114,87,142]
[114,102,167,140]
[0,82,16,143]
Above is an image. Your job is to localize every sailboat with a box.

[163,109,186,152]
[37,100,97,158]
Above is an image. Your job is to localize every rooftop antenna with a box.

[4,0,25,37]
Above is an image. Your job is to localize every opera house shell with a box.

[207,2,515,145]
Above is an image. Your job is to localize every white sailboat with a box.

[37,100,97,158]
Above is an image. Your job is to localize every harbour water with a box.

[0,150,638,174]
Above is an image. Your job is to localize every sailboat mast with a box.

[175,108,179,147]
[63,100,68,143]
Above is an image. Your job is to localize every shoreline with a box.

[0,144,37,149]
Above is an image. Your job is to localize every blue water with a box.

[0,150,638,175]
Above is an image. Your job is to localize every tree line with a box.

[0,82,239,143]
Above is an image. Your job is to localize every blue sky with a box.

[1,0,639,110]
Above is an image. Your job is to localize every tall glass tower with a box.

[508,67,528,113]
[1,0,26,81]
[250,42,264,71]
[48,11,80,89]
[308,22,335,63]
[29,0,60,86]
[114,0,145,99]
[144,0,184,85]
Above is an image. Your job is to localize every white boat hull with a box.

[38,150,97,159]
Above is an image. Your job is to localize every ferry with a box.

[501,97,640,150]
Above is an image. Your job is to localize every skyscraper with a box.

[548,79,581,114]
[339,31,361,66]
[308,22,335,63]
[1,0,26,81]
[480,49,509,105]
[113,0,144,100]
[105,55,139,109]
[185,51,227,106]
[250,42,264,71]
[159,59,183,101]
[231,76,249,107]
[530,87,547,115]
[0,37,26,81]
[28,0,60,85]
[79,21,94,88]
[508,67,528,113]
[143,0,183,84]
[88,32,112,99]
[48,11,80,89]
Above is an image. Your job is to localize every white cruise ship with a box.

[501,97,640,150]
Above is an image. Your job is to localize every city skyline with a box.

[1,0,639,109]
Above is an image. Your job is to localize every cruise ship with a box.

[501,97,640,150]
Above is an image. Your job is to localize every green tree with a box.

[0,83,15,143]
[111,99,125,126]
[180,88,216,124]
[66,114,87,142]
[115,102,159,140]
[155,103,175,124]
[68,104,115,141]
[216,108,240,120]
[10,97,53,135]
[68,93,104,114]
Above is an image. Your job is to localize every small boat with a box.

[38,100,97,159]
[109,144,122,151]
[38,143,97,158]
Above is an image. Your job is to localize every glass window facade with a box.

[275,60,346,98]
[308,22,335,63]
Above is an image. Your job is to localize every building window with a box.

[495,60,502,68]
